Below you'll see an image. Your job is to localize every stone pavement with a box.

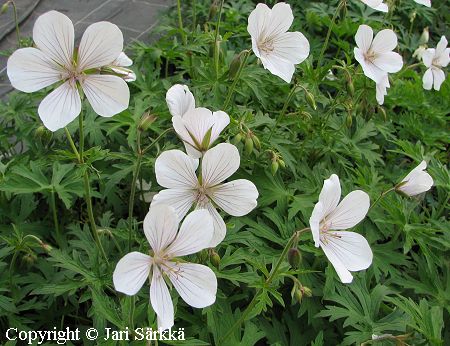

[0,0,173,96]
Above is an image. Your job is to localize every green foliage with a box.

[0,0,449,345]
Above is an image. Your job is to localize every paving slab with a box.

[0,0,173,96]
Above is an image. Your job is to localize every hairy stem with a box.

[213,0,225,78]
[369,187,396,212]
[50,188,61,246]
[177,0,187,45]
[218,227,310,344]
[128,131,142,252]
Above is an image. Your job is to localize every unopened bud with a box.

[287,248,302,269]
[34,125,51,140]
[301,286,312,298]
[305,91,317,110]
[346,114,353,128]
[271,160,279,176]
[229,53,242,79]
[244,136,253,155]
[294,286,303,303]
[419,27,429,45]
[22,252,37,266]
[252,135,261,150]
[210,250,220,268]
[1,2,9,14]
[231,133,242,145]
[278,159,286,169]
[346,79,354,97]
[40,242,53,253]
[138,113,157,131]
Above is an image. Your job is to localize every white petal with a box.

[165,209,214,257]
[372,51,403,73]
[78,22,123,70]
[414,0,431,7]
[208,179,258,216]
[321,244,354,283]
[113,252,152,295]
[113,52,133,67]
[398,161,433,196]
[165,262,217,308]
[38,81,81,131]
[150,266,174,331]
[318,174,341,218]
[432,68,445,91]
[166,84,195,118]
[265,2,294,38]
[143,204,179,252]
[271,31,310,65]
[199,202,227,247]
[151,188,195,221]
[421,48,435,68]
[202,143,240,187]
[82,74,129,117]
[376,74,390,105]
[327,190,370,230]
[321,231,373,283]
[309,201,324,248]
[155,149,199,189]
[247,3,271,41]
[210,111,231,144]
[354,48,386,83]
[7,48,62,92]
[401,160,427,182]
[435,37,449,67]
[360,0,388,12]
[422,68,433,90]
[355,25,374,52]
[33,11,74,68]
[371,29,398,53]
[260,54,296,83]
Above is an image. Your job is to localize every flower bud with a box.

[305,91,317,110]
[287,248,302,268]
[40,242,53,253]
[293,286,303,303]
[231,133,243,145]
[22,252,37,267]
[346,78,355,97]
[278,159,286,169]
[244,136,253,155]
[229,53,242,79]
[346,113,353,128]
[1,2,9,14]
[301,286,312,298]
[210,250,220,268]
[138,113,157,132]
[419,27,429,45]
[271,160,279,176]
[252,135,261,150]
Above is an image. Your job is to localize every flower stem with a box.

[177,0,187,45]
[317,0,345,68]
[64,128,80,162]
[128,131,142,252]
[223,50,250,109]
[213,0,225,78]
[50,188,61,246]
[218,227,310,345]
[142,128,173,154]
[369,187,396,212]
[9,1,21,47]
[267,84,299,141]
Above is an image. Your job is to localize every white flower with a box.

[7,11,131,131]
[152,143,259,246]
[354,25,403,83]
[360,0,388,12]
[309,174,373,284]
[247,2,310,83]
[113,205,217,330]
[414,0,431,6]
[422,36,449,91]
[396,161,434,196]
[166,84,230,158]
[375,74,390,105]
[166,84,195,118]
[172,108,230,158]
[109,52,136,82]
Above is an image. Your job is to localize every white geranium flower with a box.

[172,108,230,158]
[422,36,449,91]
[354,25,403,83]
[309,174,373,284]
[414,0,431,6]
[360,0,388,12]
[396,161,434,196]
[375,74,390,105]
[247,2,310,83]
[113,205,217,330]
[7,10,131,131]
[166,84,195,118]
[152,143,259,246]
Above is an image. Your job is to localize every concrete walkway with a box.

[0,0,173,96]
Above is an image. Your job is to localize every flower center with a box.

[195,185,210,208]
[318,219,341,245]
[364,49,376,63]
[258,36,275,54]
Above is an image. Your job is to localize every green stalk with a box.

[218,227,310,345]
[9,1,21,46]
[177,0,187,45]
[317,0,346,68]
[223,50,250,109]
[142,128,173,154]
[213,0,225,78]
[369,187,396,212]
[128,131,143,252]
[50,188,61,246]
[267,84,299,140]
